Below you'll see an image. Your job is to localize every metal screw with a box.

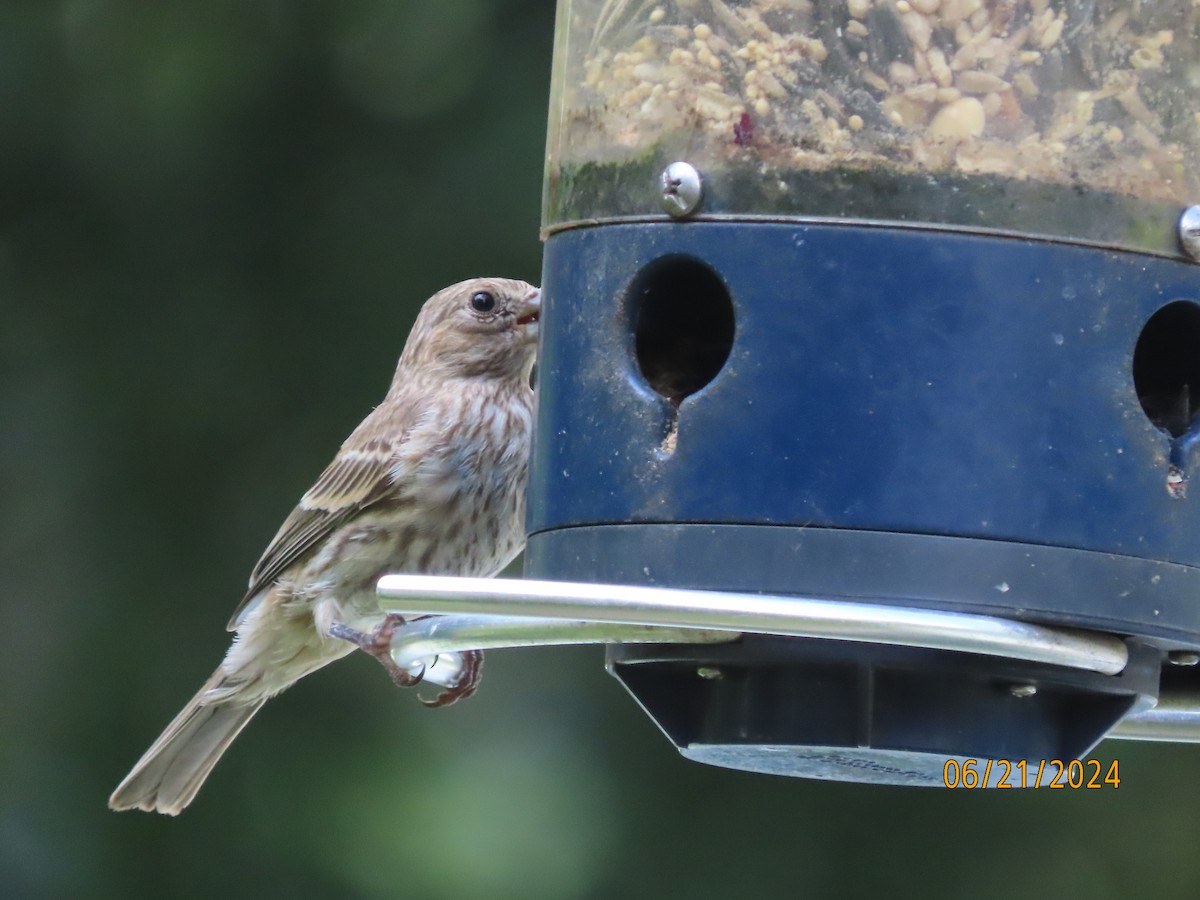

[1010,684,1038,698]
[696,666,723,680]
[1179,206,1200,261]
[660,162,702,217]
[1168,650,1200,666]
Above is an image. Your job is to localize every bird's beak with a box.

[515,288,541,327]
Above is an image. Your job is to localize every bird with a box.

[109,277,541,815]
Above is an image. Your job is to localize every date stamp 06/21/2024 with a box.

[942,758,1122,789]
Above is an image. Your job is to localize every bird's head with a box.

[400,277,540,380]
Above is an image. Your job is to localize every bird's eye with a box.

[470,291,496,313]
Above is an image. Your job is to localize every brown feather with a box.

[109,672,266,816]
[228,428,411,629]
[113,276,541,814]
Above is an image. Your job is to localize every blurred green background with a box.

[3,1,1200,897]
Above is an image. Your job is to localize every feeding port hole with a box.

[1133,300,1200,438]
[629,256,735,406]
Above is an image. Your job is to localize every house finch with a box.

[109,277,540,815]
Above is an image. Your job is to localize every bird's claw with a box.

[329,614,423,688]
[330,616,483,704]
[419,649,483,708]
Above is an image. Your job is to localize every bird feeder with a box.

[380,0,1200,784]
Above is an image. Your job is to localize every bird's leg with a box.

[329,614,423,688]
[420,650,483,708]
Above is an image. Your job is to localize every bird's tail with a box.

[109,673,265,816]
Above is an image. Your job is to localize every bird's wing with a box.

[226,427,403,631]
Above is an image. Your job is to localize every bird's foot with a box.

[420,650,483,708]
[329,614,423,688]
